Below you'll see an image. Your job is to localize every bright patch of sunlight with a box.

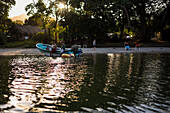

[58,2,65,9]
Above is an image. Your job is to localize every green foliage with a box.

[25,0,53,29]
[1,40,38,48]
[14,20,24,25]
[111,0,169,41]
[25,15,43,26]
[0,31,6,45]
[3,41,25,48]
[24,0,170,43]
[31,32,52,43]
[24,40,38,48]
[0,0,15,18]
[123,29,135,37]
[0,0,15,33]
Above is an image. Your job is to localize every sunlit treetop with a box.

[58,2,66,9]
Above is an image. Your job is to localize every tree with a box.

[26,0,67,43]
[25,15,42,26]
[0,0,15,33]
[25,0,53,34]
[69,0,170,42]
[14,20,24,25]
[114,0,170,42]
[63,0,110,44]
[25,0,169,44]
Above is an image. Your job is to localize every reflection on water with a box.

[0,54,170,112]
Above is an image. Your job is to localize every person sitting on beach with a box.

[124,42,130,50]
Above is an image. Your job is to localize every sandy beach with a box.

[0,47,170,56]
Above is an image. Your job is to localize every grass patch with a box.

[0,40,39,48]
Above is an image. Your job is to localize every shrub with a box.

[3,41,24,48]
[2,40,37,48]
[31,32,52,43]
[0,32,6,45]
[24,40,37,48]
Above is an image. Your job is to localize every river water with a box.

[0,53,170,113]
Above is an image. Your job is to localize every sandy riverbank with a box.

[0,47,170,56]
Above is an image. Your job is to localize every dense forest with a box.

[0,0,170,46]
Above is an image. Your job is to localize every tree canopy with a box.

[59,0,170,43]
[0,0,15,33]
[1,0,170,44]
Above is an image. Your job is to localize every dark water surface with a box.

[0,53,170,113]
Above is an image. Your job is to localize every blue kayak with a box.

[36,43,83,57]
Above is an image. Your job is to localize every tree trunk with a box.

[55,11,58,43]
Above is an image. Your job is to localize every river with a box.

[0,53,170,112]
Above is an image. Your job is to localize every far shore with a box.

[0,47,170,56]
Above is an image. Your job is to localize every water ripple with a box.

[0,54,170,112]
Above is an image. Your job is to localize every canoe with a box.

[36,43,83,57]
[62,53,74,58]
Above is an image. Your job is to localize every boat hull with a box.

[36,43,83,57]
[41,51,61,57]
